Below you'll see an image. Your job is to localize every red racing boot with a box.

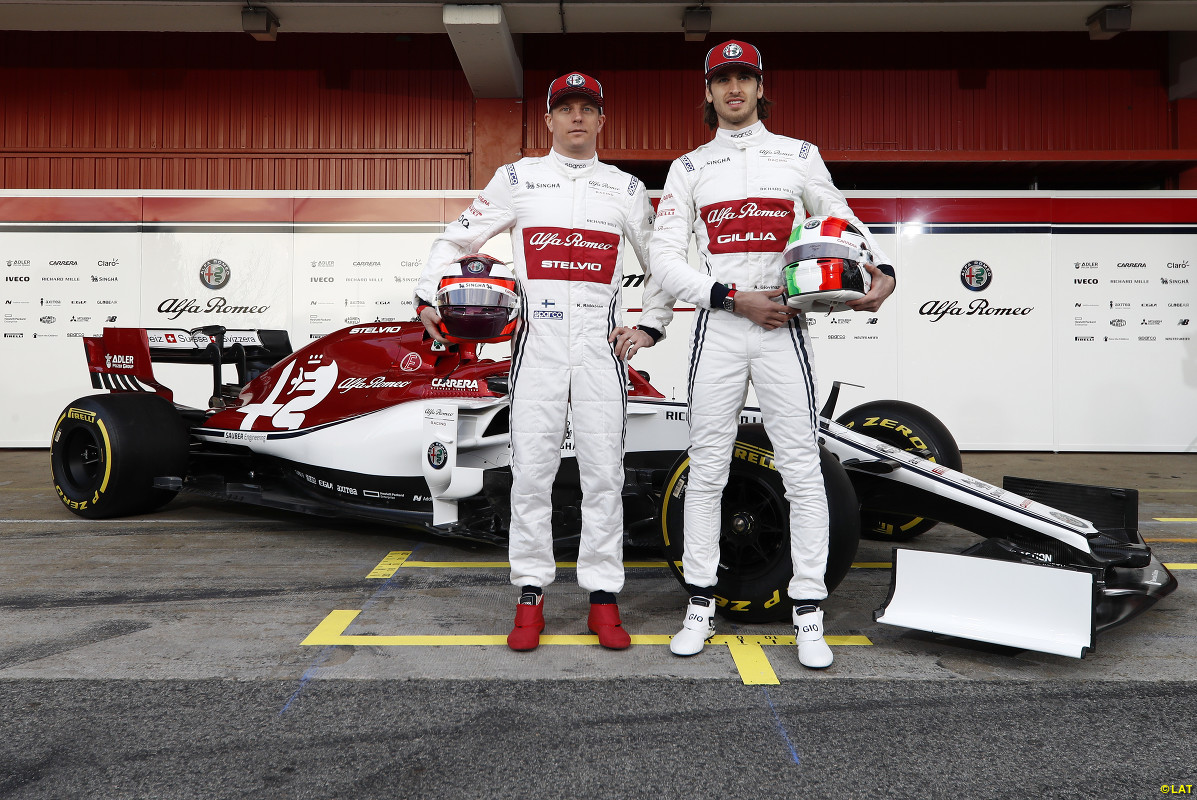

[587,602,631,650]
[507,590,545,651]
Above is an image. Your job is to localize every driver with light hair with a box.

[413,72,674,652]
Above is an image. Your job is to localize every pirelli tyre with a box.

[660,425,861,623]
[51,394,189,519]
[835,399,962,541]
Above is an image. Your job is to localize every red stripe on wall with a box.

[0,196,141,222]
[142,197,294,222]
[1051,198,1197,224]
[294,197,449,224]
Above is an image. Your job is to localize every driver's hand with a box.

[734,288,798,330]
[419,305,450,344]
[609,326,654,360]
[846,264,895,313]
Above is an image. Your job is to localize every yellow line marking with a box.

[366,550,412,579]
[726,639,781,685]
[1154,518,1197,522]
[301,610,871,684]
[1164,563,1197,570]
[1144,538,1197,543]
[368,555,894,575]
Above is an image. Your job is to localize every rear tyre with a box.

[835,399,962,541]
[660,424,860,623]
[51,394,189,518]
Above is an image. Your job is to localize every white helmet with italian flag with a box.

[780,216,873,313]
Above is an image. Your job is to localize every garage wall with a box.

[0,33,473,190]
[2,190,1194,452]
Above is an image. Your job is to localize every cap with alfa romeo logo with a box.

[547,72,604,111]
[704,40,763,80]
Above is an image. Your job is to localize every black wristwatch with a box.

[721,289,737,313]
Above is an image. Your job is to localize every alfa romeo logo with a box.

[724,43,742,58]
[465,259,486,274]
[960,260,992,292]
[199,259,231,290]
[566,73,585,87]
[803,218,821,230]
[427,442,448,470]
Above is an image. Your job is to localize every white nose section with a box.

[875,549,1097,658]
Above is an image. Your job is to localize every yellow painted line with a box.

[1144,538,1197,543]
[368,559,668,574]
[369,555,892,575]
[1154,518,1197,522]
[301,610,871,684]
[366,550,412,579]
[1164,563,1197,570]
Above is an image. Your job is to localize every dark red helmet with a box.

[435,254,520,343]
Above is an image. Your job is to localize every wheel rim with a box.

[61,427,104,493]
[718,470,788,578]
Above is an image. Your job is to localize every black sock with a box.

[686,584,715,600]
[521,585,543,597]
[590,590,616,605]
[792,599,820,615]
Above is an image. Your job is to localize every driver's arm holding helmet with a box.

[413,176,518,344]
[644,39,896,670]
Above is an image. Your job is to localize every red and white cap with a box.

[704,40,763,81]
[547,72,604,111]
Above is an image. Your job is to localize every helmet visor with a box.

[436,281,517,310]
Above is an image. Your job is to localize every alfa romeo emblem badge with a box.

[199,259,230,290]
[427,442,448,470]
[465,259,485,274]
[567,73,585,87]
[960,260,992,292]
[724,43,742,58]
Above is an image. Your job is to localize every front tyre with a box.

[51,394,189,518]
[835,399,962,541]
[660,425,860,623]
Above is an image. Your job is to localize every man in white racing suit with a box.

[414,72,673,651]
[647,41,896,668]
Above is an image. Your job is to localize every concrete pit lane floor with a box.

[1,449,1195,798]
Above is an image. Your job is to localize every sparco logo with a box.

[199,259,231,290]
[1075,278,1099,285]
[157,298,270,321]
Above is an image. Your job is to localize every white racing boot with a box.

[793,606,833,669]
[670,596,716,656]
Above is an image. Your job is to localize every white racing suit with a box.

[415,149,673,593]
[648,121,892,601]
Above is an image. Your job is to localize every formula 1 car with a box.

[51,322,1177,657]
